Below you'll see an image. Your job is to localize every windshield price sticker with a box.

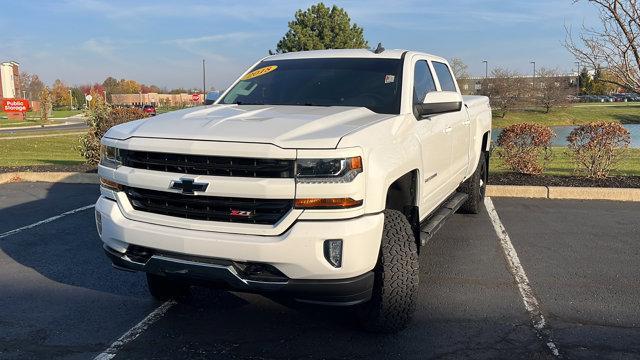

[241,65,278,80]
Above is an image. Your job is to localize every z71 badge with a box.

[230,209,255,217]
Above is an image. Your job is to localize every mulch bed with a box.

[489,173,640,188]
[0,165,97,174]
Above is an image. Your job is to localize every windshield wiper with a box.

[302,102,330,107]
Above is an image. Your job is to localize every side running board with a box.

[419,192,469,246]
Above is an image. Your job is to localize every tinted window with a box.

[433,62,457,92]
[413,60,436,103]
[220,58,403,114]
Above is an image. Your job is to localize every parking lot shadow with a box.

[0,180,148,298]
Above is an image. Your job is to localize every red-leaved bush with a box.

[496,123,554,175]
[566,122,630,178]
[79,100,148,164]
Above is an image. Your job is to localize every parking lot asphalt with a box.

[0,182,638,359]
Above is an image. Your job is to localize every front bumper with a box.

[96,196,384,303]
[104,245,374,305]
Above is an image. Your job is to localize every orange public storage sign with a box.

[2,99,30,112]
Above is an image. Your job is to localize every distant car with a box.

[142,105,156,116]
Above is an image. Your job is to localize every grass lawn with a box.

[0,110,84,123]
[490,147,640,177]
[0,130,85,138]
[492,102,640,128]
[0,133,85,167]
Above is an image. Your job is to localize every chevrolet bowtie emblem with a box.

[170,178,208,194]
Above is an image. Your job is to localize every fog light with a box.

[95,210,103,236]
[323,239,343,268]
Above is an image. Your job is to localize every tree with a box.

[71,87,86,110]
[487,68,526,118]
[276,3,368,53]
[536,67,572,113]
[39,87,52,123]
[118,79,141,94]
[102,76,119,101]
[578,67,594,94]
[591,67,619,94]
[565,0,640,93]
[51,79,72,110]
[449,58,469,80]
[20,72,45,100]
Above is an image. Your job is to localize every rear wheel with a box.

[357,209,419,333]
[146,273,190,301]
[459,153,487,214]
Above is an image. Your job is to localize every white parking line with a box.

[93,300,176,360]
[0,204,95,239]
[484,197,561,357]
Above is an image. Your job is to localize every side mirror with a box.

[416,91,463,118]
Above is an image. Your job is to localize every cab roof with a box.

[263,49,447,63]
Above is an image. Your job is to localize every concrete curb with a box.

[1,172,639,202]
[487,184,640,202]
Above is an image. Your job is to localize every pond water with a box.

[492,124,640,148]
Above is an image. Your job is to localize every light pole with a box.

[530,61,536,90]
[202,59,206,105]
[482,60,488,79]
[69,89,73,110]
[481,60,488,94]
[574,61,580,96]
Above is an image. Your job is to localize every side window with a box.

[413,60,436,104]
[433,62,457,92]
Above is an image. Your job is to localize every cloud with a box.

[165,32,260,46]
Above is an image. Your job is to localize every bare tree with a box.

[536,67,572,113]
[565,0,640,92]
[487,68,526,118]
[449,58,469,80]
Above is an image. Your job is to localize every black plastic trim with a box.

[104,245,373,306]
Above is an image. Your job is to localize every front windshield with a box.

[220,58,403,114]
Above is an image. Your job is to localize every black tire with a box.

[459,153,487,214]
[146,273,190,301]
[357,209,419,333]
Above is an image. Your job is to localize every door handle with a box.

[462,121,471,126]
[443,127,452,134]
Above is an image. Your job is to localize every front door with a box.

[413,58,453,217]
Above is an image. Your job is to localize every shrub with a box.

[496,123,554,175]
[566,122,630,178]
[79,103,148,164]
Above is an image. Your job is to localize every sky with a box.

[1,0,600,90]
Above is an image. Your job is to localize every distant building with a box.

[0,61,20,99]
[110,92,204,107]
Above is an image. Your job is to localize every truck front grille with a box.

[124,187,292,225]
[120,150,294,178]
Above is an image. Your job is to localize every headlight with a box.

[295,157,362,183]
[100,145,122,169]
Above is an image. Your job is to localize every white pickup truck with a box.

[96,48,491,333]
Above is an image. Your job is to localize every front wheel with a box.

[459,153,487,214]
[357,209,419,333]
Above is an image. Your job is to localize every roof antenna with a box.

[373,42,385,54]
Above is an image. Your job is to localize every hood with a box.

[104,105,394,149]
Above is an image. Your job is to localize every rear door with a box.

[412,57,453,216]
[431,61,470,184]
